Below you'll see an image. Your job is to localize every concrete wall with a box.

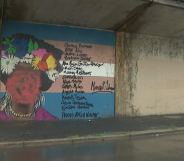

[116,32,184,116]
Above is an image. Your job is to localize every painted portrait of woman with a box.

[0,34,63,120]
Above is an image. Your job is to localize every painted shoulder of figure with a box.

[0,109,11,121]
[34,107,58,121]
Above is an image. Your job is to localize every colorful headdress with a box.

[0,34,63,91]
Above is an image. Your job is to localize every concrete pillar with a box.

[115,32,126,117]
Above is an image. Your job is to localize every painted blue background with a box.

[0,92,114,120]
[3,20,115,46]
[44,92,114,119]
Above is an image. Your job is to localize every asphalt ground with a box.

[0,132,184,161]
[1,114,184,147]
[1,131,184,161]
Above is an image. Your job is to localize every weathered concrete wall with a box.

[116,32,184,116]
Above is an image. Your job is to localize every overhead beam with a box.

[115,2,153,32]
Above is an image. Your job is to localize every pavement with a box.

[1,114,184,147]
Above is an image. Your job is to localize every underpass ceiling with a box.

[123,3,184,38]
[1,0,184,38]
[4,0,146,29]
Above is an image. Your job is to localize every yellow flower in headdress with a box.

[32,56,41,69]
[46,54,57,70]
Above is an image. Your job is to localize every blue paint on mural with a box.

[0,92,114,120]
[43,92,114,119]
[0,93,4,99]
[3,20,115,46]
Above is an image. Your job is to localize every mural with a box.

[0,21,115,121]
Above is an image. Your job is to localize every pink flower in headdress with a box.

[32,48,47,59]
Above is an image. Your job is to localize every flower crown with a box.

[1,36,63,82]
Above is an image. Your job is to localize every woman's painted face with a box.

[6,67,41,106]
